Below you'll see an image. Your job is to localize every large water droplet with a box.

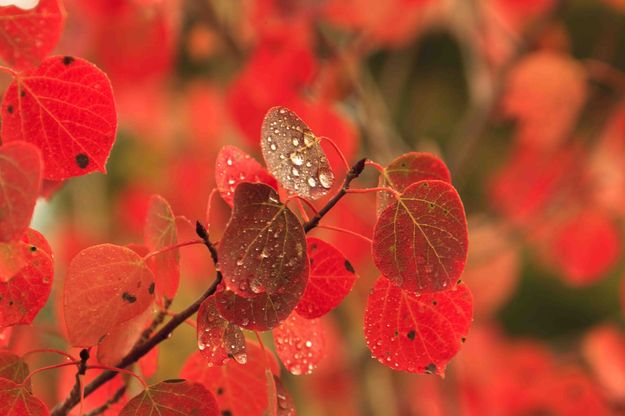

[307,177,317,187]
[318,168,334,189]
[290,152,304,166]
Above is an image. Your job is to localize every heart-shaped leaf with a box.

[0,142,42,242]
[372,180,468,293]
[0,378,49,415]
[197,296,246,366]
[261,106,335,200]
[0,351,29,385]
[295,237,357,319]
[364,277,472,375]
[63,244,154,347]
[1,55,117,180]
[273,311,325,375]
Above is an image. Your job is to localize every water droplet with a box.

[292,138,299,146]
[292,167,299,176]
[233,352,247,364]
[228,178,235,185]
[259,248,269,259]
[290,152,304,166]
[270,143,277,151]
[307,177,317,187]
[226,158,233,166]
[198,342,206,351]
[279,108,286,114]
[236,258,244,266]
[318,168,334,189]
[250,279,263,293]
[305,340,312,348]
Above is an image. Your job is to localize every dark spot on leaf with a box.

[148,282,155,294]
[163,378,186,383]
[20,90,25,97]
[216,387,224,395]
[407,330,416,340]
[428,202,435,209]
[121,292,137,303]
[75,153,89,169]
[98,334,107,343]
[432,300,437,306]
[222,411,233,416]
[30,246,37,252]
[461,337,466,343]
[393,330,399,337]
[421,182,429,188]
[425,363,437,374]
[79,349,90,361]
[6,105,13,114]
[457,279,462,285]
[8,301,13,306]
[310,244,317,251]
[63,56,75,65]
[345,260,355,273]
[309,258,314,266]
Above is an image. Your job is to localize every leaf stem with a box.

[143,239,204,261]
[86,365,148,389]
[318,136,351,171]
[346,186,400,199]
[315,224,373,244]
[23,348,77,361]
[22,361,81,386]
[365,159,385,173]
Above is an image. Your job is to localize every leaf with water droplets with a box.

[144,194,179,302]
[1,55,117,180]
[0,228,53,327]
[63,244,154,347]
[0,378,48,416]
[295,237,358,319]
[273,312,325,375]
[0,142,42,242]
[364,277,472,375]
[261,106,335,200]
[197,296,246,366]
[274,376,296,416]
[372,180,468,293]
[180,342,280,416]
[377,152,451,215]
[215,145,278,207]
[119,379,219,416]
[0,351,29,385]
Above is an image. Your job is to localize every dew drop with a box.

[290,152,304,166]
[279,108,286,114]
[318,168,334,189]
[270,143,277,151]
[226,158,233,166]
[233,352,247,364]
[292,167,299,176]
[305,340,312,348]
[292,138,299,146]
[307,177,317,187]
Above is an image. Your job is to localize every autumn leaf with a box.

[273,311,325,375]
[1,55,117,180]
[0,351,29,385]
[196,296,246,366]
[0,378,49,415]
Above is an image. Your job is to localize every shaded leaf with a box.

[0,351,28,385]
[63,244,154,347]
[364,277,472,375]
[261,106,335,200]
[295,237,357,319]
[274,376,296,416]
[215,145,277,207]
[0,142,42,242]
[0,378,48,415]
[273,311,325,375]
[1,55,117,180]
[196,296,246,366]
[372,180,468,293]
[119,379,218,416]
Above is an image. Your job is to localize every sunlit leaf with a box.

[0,142,42,242]
[1,55,117,180]
[0,378,48,415]
[196,296,246,366]
[63,244,154,347]
[295,237,357,319]
[119,379,219,416]
[261,106,335,200]
[273,311,325,375]
[364,277,472,375]
[372,180,468,293]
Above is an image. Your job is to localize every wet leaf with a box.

[273,311,325,375]
[0,351,29,385]
[0,142,42,242]
[364,277,472,375]
[261,106,335,200]
[63,244,154,347]
[215,145,278,207]
[295,237,357,319]
[274,376,296,416]
[372,180,468,293]
[0,378,48,415]
[119,379,219,416]
[196,296,246,366]
[1,55,117,180]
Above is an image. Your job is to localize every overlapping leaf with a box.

[63,244,154,347]
[273,311,325,375]
[0,0,65,70]
[364,277,472,375]
[0,351,28,385]
[1,55,117,180]
[0,378,48,415]
[144,194,179,301]
[119,379,219,416]
[0,142,42,242]
[196,296,246,366]
[372,180,468,293]
[0,229,53,327]
[215,145,277,206]
[295,237,357,319]
[260,106,335,200]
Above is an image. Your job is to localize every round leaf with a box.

[0,351,29,385]
[273,311,325,375]
[197,296,246,367]
[0,378,48,415]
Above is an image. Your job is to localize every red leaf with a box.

[372,180,468,293]
[0,142,42,242]
[273,311,325,375]
[582,325,625,401]
[261,106,335,200]
[144,194,179,301]
[377,152,451,215]
[274,376,296,416]
[196,296,246,366]
[0,378,48,415]
[0,351,29,384]
[181,342,280,416]
[0,0,66,70]
[1,55,117,180]
[215,145,278,207]
[364,277,472,375]
[119,379,219,416]
[0,229,53,327]
[63,244,154,347]
[295,237,357,319]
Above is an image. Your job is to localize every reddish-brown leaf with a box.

[119,379,218,416]
[215,145,278,207]
[0,229,53,327]
[196,296,246,366]
[273,311,325,375]
[364,277,472,375]
[1,55,117,180]
[261,106,335,200]
[377,152,451,215]
[0,378,48,415]
[274,376,296,416]
[372,180,468,293]
[0,351,28,385]
[0,142,42,242]
[295,237,357,319]
[63,244,154,347]
[0,0,65,70]
[144,194,179,301]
